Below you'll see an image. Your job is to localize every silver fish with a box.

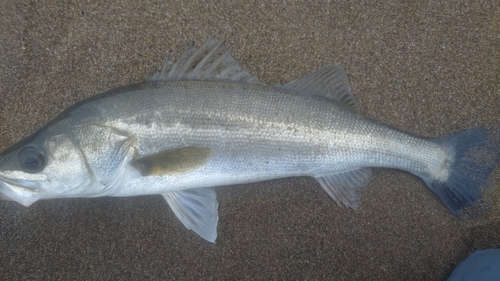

[0,35,498,242]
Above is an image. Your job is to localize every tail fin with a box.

[424,127,499,214]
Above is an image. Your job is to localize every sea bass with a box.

[0,35,498,242]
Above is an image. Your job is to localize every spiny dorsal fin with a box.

[281,65,358,112]
[148,34,262,84]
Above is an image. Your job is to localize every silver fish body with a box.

[90,81,444,197]
[0,35,498,242]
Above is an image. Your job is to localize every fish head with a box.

[0,130,92,207]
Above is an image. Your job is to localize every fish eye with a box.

[18,146,46,172]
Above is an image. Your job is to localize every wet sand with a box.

[1,1,499,280]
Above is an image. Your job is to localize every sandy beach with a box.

[1,1,499,279]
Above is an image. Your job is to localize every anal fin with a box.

[315,168,372,209]
[163,188,219,243]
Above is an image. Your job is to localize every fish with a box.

[0,34,498,242]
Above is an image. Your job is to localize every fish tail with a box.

[422,127,499,214]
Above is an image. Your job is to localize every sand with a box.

[1,1,499,280]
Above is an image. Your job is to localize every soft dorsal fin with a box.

[148,34,262,84]
[281,65,358,111]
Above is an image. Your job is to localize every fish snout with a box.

[0,176,41,206]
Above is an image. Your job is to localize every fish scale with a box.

[84,80,445,197]
[0,35,498,243]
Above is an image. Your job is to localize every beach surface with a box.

[1,1,499,279]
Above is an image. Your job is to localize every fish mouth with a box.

[0,176,40,207]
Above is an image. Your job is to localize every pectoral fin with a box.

[132,147,213,176]
[163,188,219,243]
